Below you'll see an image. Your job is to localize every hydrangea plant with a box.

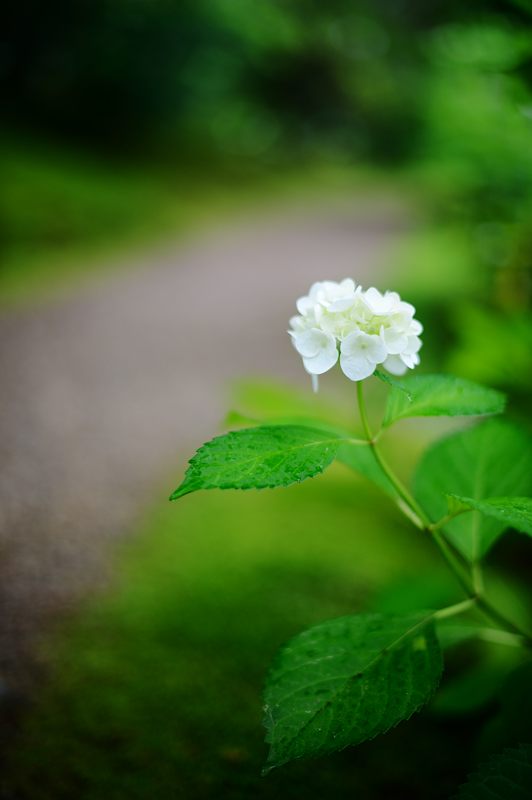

[171,279,532,795]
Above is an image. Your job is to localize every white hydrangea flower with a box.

[340,331,387,381]
[290,328,338,375]
[289,278,423,389]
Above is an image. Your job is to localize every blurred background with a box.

[1,1,532,797]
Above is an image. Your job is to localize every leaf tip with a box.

[168,482,191,501]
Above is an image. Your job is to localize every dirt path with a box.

[0,193,412,688]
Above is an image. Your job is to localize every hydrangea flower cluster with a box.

[289,279,422,388]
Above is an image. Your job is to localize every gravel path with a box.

[0,193,411,689]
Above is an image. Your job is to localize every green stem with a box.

[434,598,476,620]
[356,382,431,528]
[430,511,466,531]
[475,627,527,648]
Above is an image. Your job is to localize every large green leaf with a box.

[223,415,398,498]
[170,425,347,499]
[448,496,532,538]
[383,374,505,427]
[414,420,532,560]
[263,612,442,772]
[457,744,532,799]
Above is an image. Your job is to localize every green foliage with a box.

[414,419,532,559]
[448,496,532,538]
[383,374,505,427]
[170,370,531,781]
[448,308,532,393]
[456,744,532,799]
[429,22,531,72]
[336,442,397,497]
[170,425,347,499]
[263,612,442,772]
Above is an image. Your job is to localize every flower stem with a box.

[356,381,430,529]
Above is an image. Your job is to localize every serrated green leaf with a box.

[414,420,532,560]
[263,612,442,772]
[456,744,532,799]
[448,496,532,537]
[224,391,397,497]
[383,374,505,427]
[170,425,347,499]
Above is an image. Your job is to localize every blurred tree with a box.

[3,0,528,164]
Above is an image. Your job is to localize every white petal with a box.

[363,288,400,315]
[340,330,365,357]
[409,319,423,335]
[303,342,338,375]
[381,325,408,355]
[398,301,416,317]
[328,295,357,312]
[401,352,420,369]
[365,334,387,363]
[383,355,409,376]
[361,287,383,313]
[339,278,356,293]
[298,330,338,375]
[292,328,325,358]
[296,296,315,315]
[341,331,386,364]
[404,335,422,355]
[289,315,306,333]
[340,353,375,381]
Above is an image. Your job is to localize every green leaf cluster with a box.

[170,372,532,778]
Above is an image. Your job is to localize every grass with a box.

[3,460,497,800]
